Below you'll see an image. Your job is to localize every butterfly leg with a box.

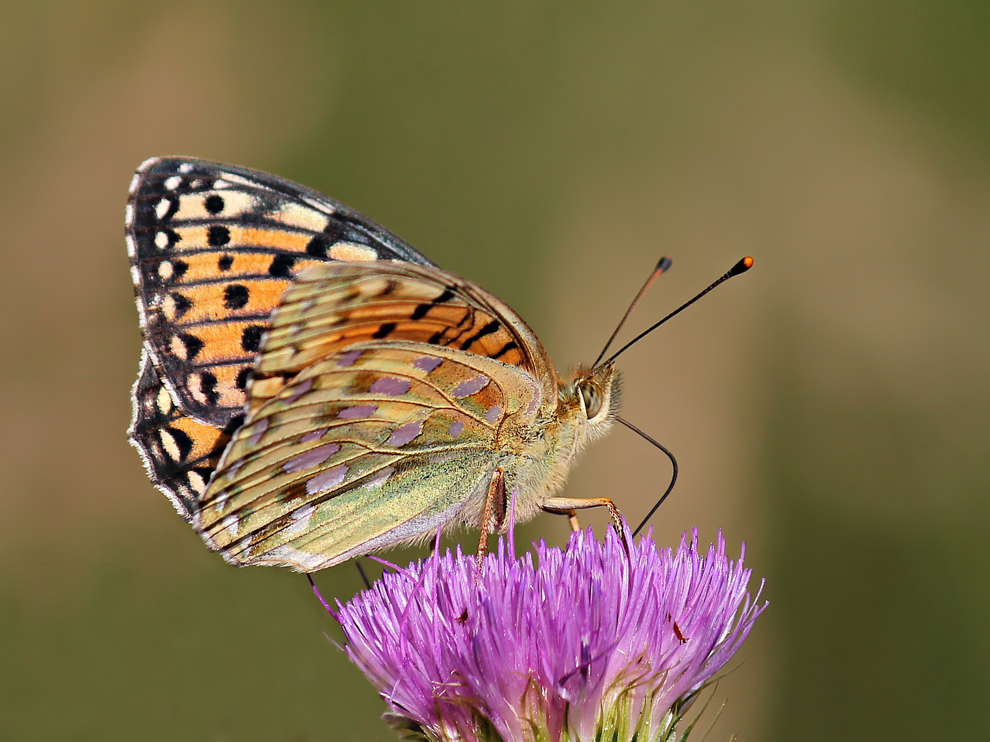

[476,468,507,569]
[543,496,622,530]
[544,497,631,555]
[558,509,581,532]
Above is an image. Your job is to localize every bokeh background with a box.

[1,2,988,740]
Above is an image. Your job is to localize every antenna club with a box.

[729,256,754,276]
[655,256,673,273]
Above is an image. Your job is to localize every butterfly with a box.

[128,158,631,573]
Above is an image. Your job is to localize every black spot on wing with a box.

[460,320,500,351]
[235,366,252,390]
[199,371,219,405]
[204,194,225,215]
[410,288,457,321]
[306,234,330,257]
[492,340,518,359]
[268,254,296,278]
[163,426,194,461]
[241,325,264,352]
[223,413,246,436]
[179,333,204,360]
[169,292,193,319]
[208,225,230,247]
[218,254,234,271]
[223,284,250,310]
[373,322,396,339]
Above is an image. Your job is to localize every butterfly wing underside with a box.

[197,262,558,571]
[126,157,436,520]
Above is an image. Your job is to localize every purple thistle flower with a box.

[332,526,766,742]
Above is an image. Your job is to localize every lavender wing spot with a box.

[452,375,490,398]
[413,356,443,372]
[370,377,412,396]
[247,417,269,445]
[449,421,464,438]
[386,420,424,447]
[339,404,377,419]
[284,377,313,404]
[300,427,328,443]
[485,405,503,424]
[337,349,363,367]
[225,459,244,479]
[283,443,341,474]
[306,464,349,495]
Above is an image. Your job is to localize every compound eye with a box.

[578,381,603,419]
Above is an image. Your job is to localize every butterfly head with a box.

[560,362,621,442]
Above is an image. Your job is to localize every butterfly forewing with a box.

[248,261,558,416]
[129,352,231,519]
[126,157,436,518]
[197,341,543,571]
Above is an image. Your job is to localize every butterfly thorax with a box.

[496,363,621,524]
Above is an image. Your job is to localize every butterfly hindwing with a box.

[126,157,436,518]
[196,341,544,571]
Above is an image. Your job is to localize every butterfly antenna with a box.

[601,256,754,367]
[355,559,373,590]
[615,416,679,537]
[592,257,673,368]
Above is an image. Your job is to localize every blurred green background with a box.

[1,1,988,740]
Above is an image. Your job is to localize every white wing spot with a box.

[169,335,187,360]
[164,175,183,191]
[179,163,194,173]
[329,242,378,261]
[292,503,316,521]
[283,504,316,538]
[154,231,169,249]
[157,261,174,280]
[154,198,171,220]
[159,429,182,461]
[358,467,394,491]
[187,471,207,494]
[156,386,173,414]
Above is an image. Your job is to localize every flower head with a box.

[333,526,765,742]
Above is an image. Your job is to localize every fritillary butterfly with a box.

[128,158,627,572]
